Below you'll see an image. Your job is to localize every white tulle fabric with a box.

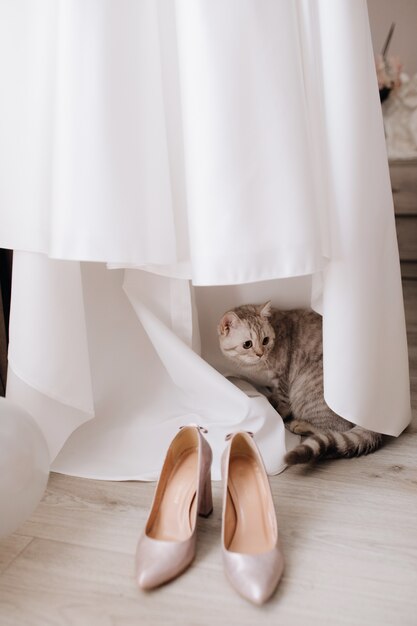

[0,0,411,480]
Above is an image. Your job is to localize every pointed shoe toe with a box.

[221,431,284,605]
[135,425,212,590]
[136,533,196,589]
[222,547,284,604]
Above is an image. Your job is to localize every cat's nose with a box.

[255,350,263,357]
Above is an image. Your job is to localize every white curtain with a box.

[0,0,411,480]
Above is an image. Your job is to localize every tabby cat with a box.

[218,302,383,465]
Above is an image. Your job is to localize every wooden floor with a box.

[0,282,416,626]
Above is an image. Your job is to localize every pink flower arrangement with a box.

[376,53,402,91]
[375,23,402,102]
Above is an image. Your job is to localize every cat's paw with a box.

[287,420,318,436]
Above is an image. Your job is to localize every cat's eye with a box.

[262,337,269,345]
[243,340,253,349]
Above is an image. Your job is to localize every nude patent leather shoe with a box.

[135,425,213,590]
[221,431,284,605]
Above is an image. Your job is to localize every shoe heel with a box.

[198,470,213,518]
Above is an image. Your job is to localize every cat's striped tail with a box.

[284,426,383,465]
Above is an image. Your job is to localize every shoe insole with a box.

[227,454,274,554]
[148,448,198,542]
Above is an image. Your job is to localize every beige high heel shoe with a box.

[221,431,284,604]
[135,424,213,590]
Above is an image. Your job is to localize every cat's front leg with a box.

[267,389,292,419]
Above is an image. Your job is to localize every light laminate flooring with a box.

[0,282,416,626]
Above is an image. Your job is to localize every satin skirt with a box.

[0,0,411,479]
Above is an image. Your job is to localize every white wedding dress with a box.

[0,0,411,480]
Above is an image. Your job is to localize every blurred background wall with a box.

[367,0,417,75]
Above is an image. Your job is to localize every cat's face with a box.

[217,302,275,367]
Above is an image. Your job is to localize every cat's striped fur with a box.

[218,302,383,465]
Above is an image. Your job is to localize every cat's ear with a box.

[218,312,239,336]
[258,301,272,318]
